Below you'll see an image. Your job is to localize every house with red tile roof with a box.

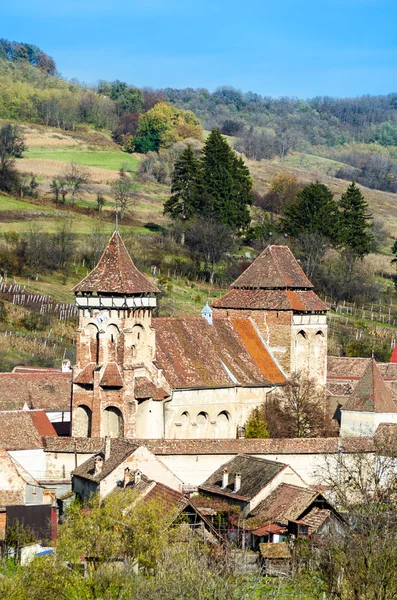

[71,232,328,441]
[340,359,397,436]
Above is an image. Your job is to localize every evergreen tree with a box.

[244,407,269,439]
[200,129,252,230]
[283,182,339,242]
[338,181,373,256]
[164,146,201,221]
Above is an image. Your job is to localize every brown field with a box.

[16,157,121,184]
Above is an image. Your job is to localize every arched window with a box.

[87,323,99,364]
[316,330,325,337]
[102,406,124,438]
[295,330,308,372]
[216,410,231,438]
[74,405,92,437]
[106,324,120,361]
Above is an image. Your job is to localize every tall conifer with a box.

[283,182,339,242]
[200,129,252,230]
[338,181,373,256]
[164,145,201,221]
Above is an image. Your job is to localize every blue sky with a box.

[2,0,397,98]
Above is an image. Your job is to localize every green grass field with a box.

[26,148,141,172]
[283,152,348,175]
[0,196,53,211]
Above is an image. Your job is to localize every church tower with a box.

[71,231,161,438]
[212,245,329,385]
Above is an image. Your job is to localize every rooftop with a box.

[199,454,286,501]
[73,230,159,295]
[0,410,57,450]
[248,484,318,526]
[231,245,313,290]
[0,371,71,412]
[152,316,285,389]
[44,436,375,456]
[343,359,397,413]
[212,289,328,312]
[72,439,139,482]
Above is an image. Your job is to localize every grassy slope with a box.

[26,148,140,172]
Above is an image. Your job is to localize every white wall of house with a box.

[98,446,183,499]
[340,410,397,437]
[156,451,345,487]
[246,465,309,516]
[46,411,71,424]
[9,449,47,482]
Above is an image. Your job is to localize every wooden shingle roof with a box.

[73,231,159,295]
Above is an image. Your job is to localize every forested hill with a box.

[2,37,397,193]
[163,87,397,147]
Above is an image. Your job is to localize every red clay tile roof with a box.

[152,317,283,388]
[44,436,375,456]
[44,437,104,453]
[230,319,285,384]
[100,363,123,387]
[248,484,317,525]
[231,246,313,290]
[0,372,71,412]
[199,455,286,501]
[73,231,159,295]
[134,377,168,400]
[72,439,139,482]
[74,363,96,385]
[144,481,183,510]
[30,411,57,437]
[327,356,371,380]
[251,522,286,536]
[212,289,327,311]
[0,410,55,450]
[301,507,331,531]
[343,359,397,413]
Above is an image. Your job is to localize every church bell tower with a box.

[71,231,160,438]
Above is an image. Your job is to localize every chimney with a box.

[94,456,103,476]
[234,472,241,493]
[222,468,229,488]
[104,436,111,461]
[61,359,71,373]
[134,470,142,485]
[123,467,130,488]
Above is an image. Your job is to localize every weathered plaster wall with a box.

[165,387,273,439]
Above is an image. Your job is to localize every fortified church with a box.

[71,231,330,440]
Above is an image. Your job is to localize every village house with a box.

[71,437,182,501]
[198,454,310,517]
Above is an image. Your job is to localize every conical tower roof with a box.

[343,359,397,413]
[231,245,313,290]
[73,231,159,295]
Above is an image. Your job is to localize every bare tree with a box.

[61,162,89,204]
[111,170,138,220]
[185,218,234,284]
[265,372,333,438]
[313,433,397,600]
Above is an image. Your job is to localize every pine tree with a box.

[338,181,373,256]
[200,129,252,230]
[164,146,201,221]
[283,182,339,242]
[244,407,269,439]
